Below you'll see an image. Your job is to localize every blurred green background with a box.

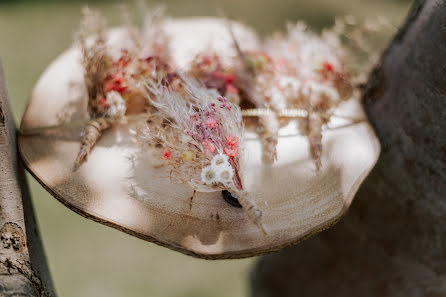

[0,1,410,296]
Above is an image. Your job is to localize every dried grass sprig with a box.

[326,15,395,85]
[77,7,110,118]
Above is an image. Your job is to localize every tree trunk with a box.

[250,0,446,296]
[0,61,56,296]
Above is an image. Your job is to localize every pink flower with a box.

[162,148,172,160]
[105,73,127,93]
[217,96,227,103]
[224,146,238,158]
[203,139,216,153]
[322,61,334,72]
[225,134,238,147]
[206,117,218,129]
[224,134,239,158]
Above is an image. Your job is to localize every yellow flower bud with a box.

[181,150,195,161]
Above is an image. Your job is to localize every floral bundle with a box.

[188,53,242,105]
[136,78,265,232]
[260,23,358,168]
[74,7,173,168]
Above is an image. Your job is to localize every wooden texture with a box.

[0,62,56,296]
[251,0,446,295]
[18,19,380,259]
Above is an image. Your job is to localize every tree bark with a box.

[250,0,446,296]
[0,61,56,296]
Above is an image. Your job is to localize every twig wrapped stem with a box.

[258,113,279,163]
[74,118,111,169]
[236,191,267,235]
[307,112,323,170]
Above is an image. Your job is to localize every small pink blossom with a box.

[219,102,232,111]
[206,117,218,129]
[224,134,239,158]
[203,139,216,153]
[105,73,127,93]
[217,96,227,103]
[162,148,172,160]
[322,61,334,72]
[224,146,238,158]
[225,134,238,147]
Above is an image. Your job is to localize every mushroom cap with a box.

[18,18,380,259]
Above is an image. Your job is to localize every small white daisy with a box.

[215,164,234,184]
[211,153,230,167]
[201,166,217,185]
[106,91,127,117]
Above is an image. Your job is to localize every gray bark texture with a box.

[0,61,56,296]
[251,0,446,296]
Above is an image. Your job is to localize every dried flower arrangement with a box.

[135,78,266,233]
[258,17,391,168]
[259,22,356,169]
[188,53,242,105]
[74,7,172,169]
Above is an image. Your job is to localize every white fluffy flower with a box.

[201,165,217,185]
[211,154,230,167]
[106,91,127,117]
[215,163,234,184]
[201,155,235,186]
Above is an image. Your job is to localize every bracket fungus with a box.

[18,18,380,259]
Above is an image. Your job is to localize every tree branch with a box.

[250,0,446,296]
[0,61,56,296]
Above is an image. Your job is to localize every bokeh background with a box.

[0,0,410,296]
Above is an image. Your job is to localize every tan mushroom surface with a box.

[18,18,380,259]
